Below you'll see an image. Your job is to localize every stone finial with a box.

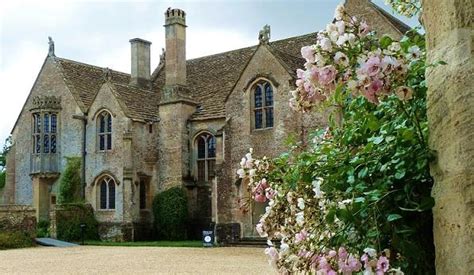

[48,36,55,56]
[258,24,271,44]
[159,48,166,66]
[103,67,112,81]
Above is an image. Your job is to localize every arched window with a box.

[97,111,112,151]
[196,133,216,182]
[99,176,116,210]
[253,81,274,129]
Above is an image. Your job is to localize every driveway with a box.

[0,246,274,274]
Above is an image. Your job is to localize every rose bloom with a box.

[395,86,414,101]
[318,65,337,86]
[301,46,316,63]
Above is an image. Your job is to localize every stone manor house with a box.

[2,0,409,241]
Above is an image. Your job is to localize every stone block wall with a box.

[422,0,473,273]
[0,205,36,237]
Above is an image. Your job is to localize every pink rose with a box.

[318,65,337,86]
[301,46,316,63]
[364,56,382,76]
[377,256,389,273]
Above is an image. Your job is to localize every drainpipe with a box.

[73,114,87,200]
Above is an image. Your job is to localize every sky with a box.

[0,0,418,149]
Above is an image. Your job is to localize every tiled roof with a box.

[56,58,158,121]
[111,83,160,121]
[54,1,410,122]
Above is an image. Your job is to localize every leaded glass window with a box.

[196,133,216,182]
[98,111,112,151]
[99,176,116,210]
[32,112,58,154]
[253,81,274,129]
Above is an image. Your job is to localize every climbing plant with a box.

[237,3,437,274]
[58,157,82,204]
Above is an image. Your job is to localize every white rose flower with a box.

[364,247,377,257]
[319,38,333,52]
[295,212,305,226]
[297,198,305,210]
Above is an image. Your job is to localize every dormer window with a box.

[253,81,274,129]
[97,111,112,151]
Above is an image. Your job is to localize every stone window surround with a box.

[95,109,113,152]
[192,131,217,183]
[96,174,117,211]
[248,77,276,132]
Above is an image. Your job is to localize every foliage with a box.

[384,0,421,18]
[37,220,50,238]
[84,240,202,247]
[0,231,35,250]
[0,136,12,190]
[56,203,99,242]
[152,187,188,240]
[58,157,82,204]
[237,4,435,274]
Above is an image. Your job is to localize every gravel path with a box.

[0,246,274,274]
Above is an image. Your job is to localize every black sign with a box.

[202,230,214,247]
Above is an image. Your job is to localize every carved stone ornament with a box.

[31,95,62,110]
[258,24,271,44]
[48,36,55,57]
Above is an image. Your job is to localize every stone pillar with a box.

[32,177,51,222]
[158,102,196,189]
[422,0,473,274]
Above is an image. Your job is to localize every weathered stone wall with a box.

[344,0,404,39]
[10,56,84,205]
[85,83,128,226]
[0,205,36,236]
[224,45,324,237]
[422,0,474,274]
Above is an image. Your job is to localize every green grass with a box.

[84,240,203,247]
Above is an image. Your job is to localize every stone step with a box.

[36,238,79,247]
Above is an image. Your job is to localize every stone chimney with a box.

[129,38,152,87]
[164,8,187,86]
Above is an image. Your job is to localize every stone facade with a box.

[422,0,473,273]
[3,1,409,241]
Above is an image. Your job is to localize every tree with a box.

[0,136,12,189]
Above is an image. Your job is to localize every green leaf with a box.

[372,136,384,145]
[387,214,403,222]
[395,170,406,179]
[358,167,368,178]
[380,35,393,49]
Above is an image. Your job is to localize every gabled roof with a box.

[22,1,410,125]
[152,33,316,120]
[55,58,158,121]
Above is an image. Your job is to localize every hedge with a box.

[56,203,99,242]
[0,232,34,250]
[153,187,188,240]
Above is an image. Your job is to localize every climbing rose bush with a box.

[237,4,435,274]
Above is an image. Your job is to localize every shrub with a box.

[0,232,34,250]
[36,220,50,238]
[56,203,99,242]
[0,172,5,189]
[58,157,82,204]
[152,187,188,240]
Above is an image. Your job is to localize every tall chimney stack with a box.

[129,38,151,87]
[164,8,186,86]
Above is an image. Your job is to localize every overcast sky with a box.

[0,0,418,149]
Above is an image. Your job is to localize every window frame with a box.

[195,133,217,183]
[32,112,58,155]
[97,110,113,152]
[98,176,116,210]
[252,81,274,130]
